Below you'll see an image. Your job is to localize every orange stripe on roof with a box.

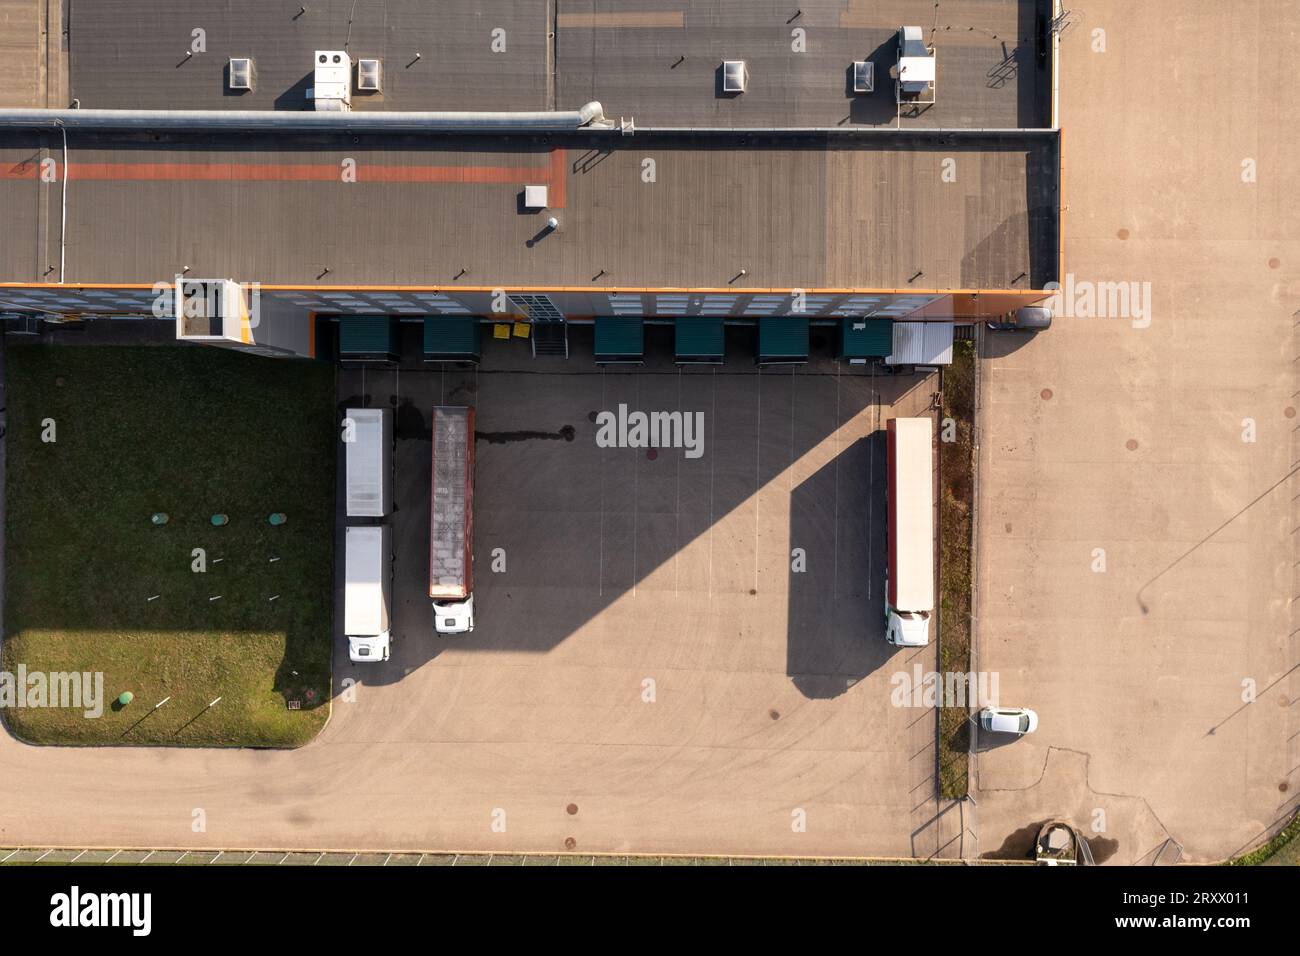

[1,157,566,193]
[549,148,566,209]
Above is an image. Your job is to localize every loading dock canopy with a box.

[839,318,893,359]
[594,316,644,364]
[886,321,954,365]
[757,316,809,365]
[423,316,481,363]
[339,315,398,362]
[675,316,724,364]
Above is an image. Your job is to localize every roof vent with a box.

[228,58,255,91]
[523,184,549,210]
[357,58,382,92]
[852,60,874,93]
[722,60,747,93]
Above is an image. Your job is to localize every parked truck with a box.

[344,407,393,518]
[345,525,392,662]
[430,405,475,634]
[884,416,934,647]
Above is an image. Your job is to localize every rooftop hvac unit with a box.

[357,58,382,92]
[228,57,255,91]
[311,50,352,111]
[853,60,874,93]
[722,60,747,93]
[896,26,936,102]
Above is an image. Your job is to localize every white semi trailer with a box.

[345,525,392,662]
[430,406,475,635]
[884,417,935,647]
[344,407,392,518]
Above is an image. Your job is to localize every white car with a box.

[979,707,1038,735]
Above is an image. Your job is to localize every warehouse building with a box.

[0,0,1060,365]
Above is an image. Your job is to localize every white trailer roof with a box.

[344,526,388,635]
[887,321,953,365]
[345,407,390,517]
[890,417,935,611]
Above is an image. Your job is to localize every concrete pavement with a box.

[972,0,1300,863]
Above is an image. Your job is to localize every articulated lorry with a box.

[345,525,392,662]
[884,416,934,647]
[344,407,393,518]
[430,406,475,635]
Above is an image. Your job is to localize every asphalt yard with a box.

[317,323,963,857]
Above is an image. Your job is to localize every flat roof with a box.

[67,0,551,115]
[0,130,1058,289]
[59,0,1049,129]
[556,0,1049,129]
[0,0,50,108]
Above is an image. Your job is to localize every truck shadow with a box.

[786,434,895,699]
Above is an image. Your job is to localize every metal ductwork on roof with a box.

[0,102,610,132]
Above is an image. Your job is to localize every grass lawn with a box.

[1231,811,1300,866]
[3,345,335,747]
[938,340,976,798]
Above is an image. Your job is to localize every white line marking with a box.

[632,374,640,597]
[868,366,876,600]
[675,368,681,596]
[834,362,841,600]
[598,371,606,597]
[789,369,796,493]
[755,369,761,592]
[709,369,716,597]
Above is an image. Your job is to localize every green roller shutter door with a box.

[423,316,481,362]
[839,318,893,358]
[339,315,398,360]
[758,317,809,364]
[675,317,725,363]
[595,316,644,362]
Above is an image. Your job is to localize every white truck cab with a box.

[885,604,931,647]
[434,594,475,635]
[349,631,390,662]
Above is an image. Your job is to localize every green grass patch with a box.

[938,340,975,798]
[1229,811,1300,866]
[3,345,335,746]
